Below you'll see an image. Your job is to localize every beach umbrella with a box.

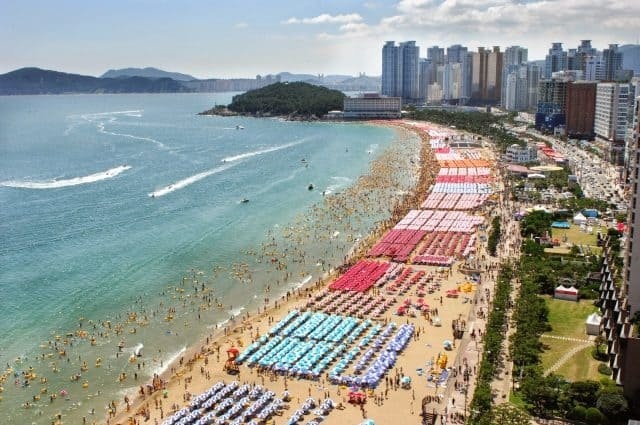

[361,420,375,425]
[401,376,411,384]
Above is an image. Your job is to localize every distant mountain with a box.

[0,67,192,95]
[620,44,640,75]
[101,67,196,81]
[276,72,317,82]
[0,66,380,95]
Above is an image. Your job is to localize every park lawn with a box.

[552,224,599,247]
[540,338,576,371]
[555,345,603,382]
[543,296,599,339]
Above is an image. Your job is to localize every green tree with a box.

[568,380,600,407]
[596,388,628,421]
[585,407,607,424]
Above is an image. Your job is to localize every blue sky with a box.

[1,0,637,78]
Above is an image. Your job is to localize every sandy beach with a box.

[107,121,501,425]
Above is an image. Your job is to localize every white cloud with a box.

[314,0,639,59]
[283,13,363,25]
[234,22,248,29]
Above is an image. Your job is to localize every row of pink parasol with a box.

[328,260,391,292]
[421,192,489,210]
[304,289,395,318]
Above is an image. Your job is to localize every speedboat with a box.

[308,184,314,191]
[240,198,249,203]
[236,125,244,130]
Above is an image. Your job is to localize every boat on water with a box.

[235,125,245,130]
[308,184,314,191]
[240,198,249,203]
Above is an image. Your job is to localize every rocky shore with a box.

[198,106,322,121]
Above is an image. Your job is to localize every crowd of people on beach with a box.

[2,121,525,425]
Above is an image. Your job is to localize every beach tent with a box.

[554,285,578,301]
[573,213,587,225]
[586,312,602,336]
[583,209,599,218]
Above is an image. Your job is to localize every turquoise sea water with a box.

[0,93,417,423]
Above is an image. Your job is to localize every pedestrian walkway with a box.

[541,334,592,344]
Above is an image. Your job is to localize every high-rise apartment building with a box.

[446,44,470,100]
[603,44,624,81]
[427,46,445,66]
[399,41,420,101]
[504,46,528,67]
[381,41,420,103]
[471,46,503,103]
[575,40,597,74]
[565,81,597,139]
[419,58,433,102]
[544,42,568,79]
[595,82,634,164]
[527,64,541,110]
[381,41,398,97]
[536,73,572,131]
[600,96,640,416]
[585,54,605,81]
[502,46,529,110]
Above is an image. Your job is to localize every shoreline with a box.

[109,122,430,425]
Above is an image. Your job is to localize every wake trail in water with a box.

[1,165,131,189]
[80,110,144,119]
[221,140,303,163]
[148,163,237,198]
[97,123,167,149]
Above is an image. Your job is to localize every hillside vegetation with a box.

[227,82,345,118]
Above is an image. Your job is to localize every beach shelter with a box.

[554,285,578,301]
[586,313,602,336]
[573,212,587,225]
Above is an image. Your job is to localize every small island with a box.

[198,82,345,120]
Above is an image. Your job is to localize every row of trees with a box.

[227,82,345,117]
[487,216,501,256]
[407,109,522,152]
[468,262,515,425]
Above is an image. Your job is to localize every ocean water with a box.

[0,93,419,423]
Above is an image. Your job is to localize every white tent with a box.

[573,212,587,225]
[554,285,579,301]
[585,312,601,336]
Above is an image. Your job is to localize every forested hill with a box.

[226,82,345,118]
[0,68,192,95]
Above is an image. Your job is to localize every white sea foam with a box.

[1,165,131,189]
[229,306,246,317]
[292,275,313,289]
[221,141,302,163]
[153,346,186,376]
[148,163,236,198]
[325,176,352,194]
